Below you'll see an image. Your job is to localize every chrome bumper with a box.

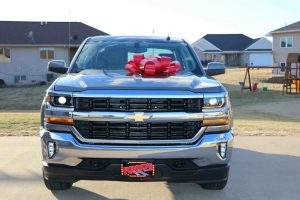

[40,129,234,167]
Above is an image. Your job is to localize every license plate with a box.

[121,161,155,178]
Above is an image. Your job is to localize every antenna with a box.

[69,21,71,61]
[166,35,170,40]
[68,10,72,64]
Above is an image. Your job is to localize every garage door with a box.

[249,53,272,66]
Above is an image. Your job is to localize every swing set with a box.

[282,53,300,94]
[239,66,283,92]
[240,53,300,94]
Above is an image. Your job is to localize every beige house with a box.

[269,21,300,74]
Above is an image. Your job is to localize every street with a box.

[1,136,300,200]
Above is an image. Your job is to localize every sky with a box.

[1,0,300,43]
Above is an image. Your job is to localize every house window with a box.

[0,48,11,63]
[40,48,54,59]
[14,75,26,83]
[20,75,26,81]
[280,37,293,48]
[280,62,286,72]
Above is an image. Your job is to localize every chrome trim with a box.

[47,90,73,96]
[45,103,74,118]
[203,92,226,98]
[45,103,74,112]
[44,107,229,122]
[205,125,231,133]
[71,90,204,98]
[72,111,204,122]
[203,108,229,120]
[70,126,207,145]
[47,90,226,99]
[41,130,234,166]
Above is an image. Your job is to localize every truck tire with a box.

[43,176,73,190]
[199,180,227,190]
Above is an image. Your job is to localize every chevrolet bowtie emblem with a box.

[127,112,151,122]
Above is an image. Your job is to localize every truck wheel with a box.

[199,180,227,190]
[43,176,73,190]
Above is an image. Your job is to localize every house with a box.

[0,21,108,86]
[192,34,272,67]
[268,21,300,74]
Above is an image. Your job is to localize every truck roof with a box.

[88,35,184,43]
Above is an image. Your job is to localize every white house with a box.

[192,34,272,67]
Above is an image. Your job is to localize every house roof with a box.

[244,38,260,49]
[244,37,272,51]
[203,34,254,51]
[0,21,108,46]
[269,21,300,34]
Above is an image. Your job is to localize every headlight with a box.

[46,95,73,107]
[202,94,232,127]
[203,97,225,109]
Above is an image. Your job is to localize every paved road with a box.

[1,136,300,200]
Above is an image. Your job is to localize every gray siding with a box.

[0,46,69,85]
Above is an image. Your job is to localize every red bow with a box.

[125,54,182,77]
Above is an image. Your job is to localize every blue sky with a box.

[1,0,300,42]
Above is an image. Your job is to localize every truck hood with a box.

[53,70,223,93]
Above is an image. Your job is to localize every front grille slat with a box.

[75,121,201,140]
[75,98,202,112]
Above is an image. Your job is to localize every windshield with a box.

[71,39,200,74]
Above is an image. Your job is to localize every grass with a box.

[0,112,40,136]
[0,85,47,136]
[215,68,300,136]
[0,68,299,136]
[0,85,48,110]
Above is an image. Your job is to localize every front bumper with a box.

[43,162,229,183]
[41,129,233,182]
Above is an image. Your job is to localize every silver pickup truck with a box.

[40,36,233,191]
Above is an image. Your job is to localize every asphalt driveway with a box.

[1,136,300,200]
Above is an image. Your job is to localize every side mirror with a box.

[47,60,68,74]
[205,62,225,76]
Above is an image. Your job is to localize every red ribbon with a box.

[125,54,182,77]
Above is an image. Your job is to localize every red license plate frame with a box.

[121,161,155,178]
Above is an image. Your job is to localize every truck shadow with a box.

[52,187,126,200]
[166,148,300,200]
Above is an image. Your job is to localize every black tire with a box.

[199,180,227,190]
[43,176,73,190]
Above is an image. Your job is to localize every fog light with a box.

[47,141,56,158]
[218,142,227,159]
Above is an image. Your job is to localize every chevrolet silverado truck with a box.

[40,36,233,190]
